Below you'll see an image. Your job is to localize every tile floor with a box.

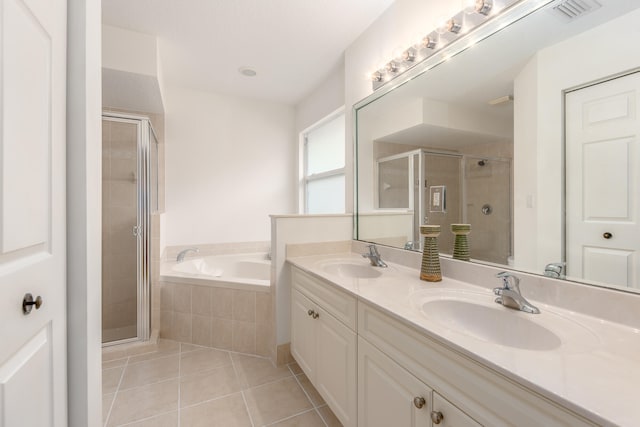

[102,339,342,427]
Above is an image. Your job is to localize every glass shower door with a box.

[102,117,139,343]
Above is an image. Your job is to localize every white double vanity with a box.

[288,244,640,427]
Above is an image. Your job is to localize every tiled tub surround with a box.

[287,243,640,426]
[160,282,272,357]
[102,339,342,427]
[160,242,275,359]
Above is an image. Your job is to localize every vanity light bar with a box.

[370,0,523,90]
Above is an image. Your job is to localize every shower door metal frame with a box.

[376,149,463,244]
[102,112,157,345]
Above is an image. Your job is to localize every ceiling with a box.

[102,0,394,105]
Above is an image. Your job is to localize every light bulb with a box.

[402,49,416,62]
[422,35,437,49]
[475,0,493,16]
[447,18,462,34]
[385,61,398,73]
[371,71,383,82]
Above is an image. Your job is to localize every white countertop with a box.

[287,252,640,427]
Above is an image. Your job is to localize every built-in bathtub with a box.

[161,252,270,291]
[159,251,272,357]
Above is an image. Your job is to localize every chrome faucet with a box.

[404,241,419,250]
[493,271,540,314]
[362,244,388,268]
[176,247,199,263]
[544,262,565,279]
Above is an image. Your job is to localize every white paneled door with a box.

[0,0,67,425]
[566,71,640,289]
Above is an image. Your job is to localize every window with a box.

[301,112,345,214]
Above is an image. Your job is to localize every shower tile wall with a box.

[464,158,511,264]
[102,119,139,342]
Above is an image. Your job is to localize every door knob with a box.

[23,293,43,315]
[603,232,612,239]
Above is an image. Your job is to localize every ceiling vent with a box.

[552,0,601,21]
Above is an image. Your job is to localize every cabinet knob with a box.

[430,411,444,424]
[603,232,613,239]
[413,396,426,409]
[308,309,314,316]
[307,309,319,319]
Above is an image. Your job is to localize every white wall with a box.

[102,25,157,77]
[513,9,640,274]
[68,0,102,425]
[163,86,297,246]
[102,25,164,113]
[271,215,352,346]
[295,58,346,134]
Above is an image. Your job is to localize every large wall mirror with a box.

[355,0,640,293]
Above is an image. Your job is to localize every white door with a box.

[566,72,640,289]
[0,0,67,425]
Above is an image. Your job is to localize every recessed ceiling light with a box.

[238,66,257,77]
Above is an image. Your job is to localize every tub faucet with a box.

[493,271,540,314]
[176,247,199,263]
[362,245,388,268]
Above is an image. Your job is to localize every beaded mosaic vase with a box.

[451,224,471,261]
[420,225,441,282]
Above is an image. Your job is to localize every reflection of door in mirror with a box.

[566,71,640,290]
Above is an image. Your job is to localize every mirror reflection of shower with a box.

[376,149,511,264]
[102,112,159,345]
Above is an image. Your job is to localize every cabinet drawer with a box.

[358,302,597,427]
[292,267,357,331]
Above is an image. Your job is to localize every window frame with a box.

[299,108,346,214]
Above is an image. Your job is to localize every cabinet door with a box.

[358,338,431,427]
[432,392,481,427]
[291,289,316,379]
[316,306,358,427]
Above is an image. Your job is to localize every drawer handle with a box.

[413,396,426,409]
[430,411,444,424]
[307,309,319,319]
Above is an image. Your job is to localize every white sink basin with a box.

[421,298,561,350]
[321,262,383,279]
[413,289,597,351]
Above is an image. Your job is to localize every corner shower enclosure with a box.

[102,112,159,344]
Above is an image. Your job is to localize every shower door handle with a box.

[132,225,140,237]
